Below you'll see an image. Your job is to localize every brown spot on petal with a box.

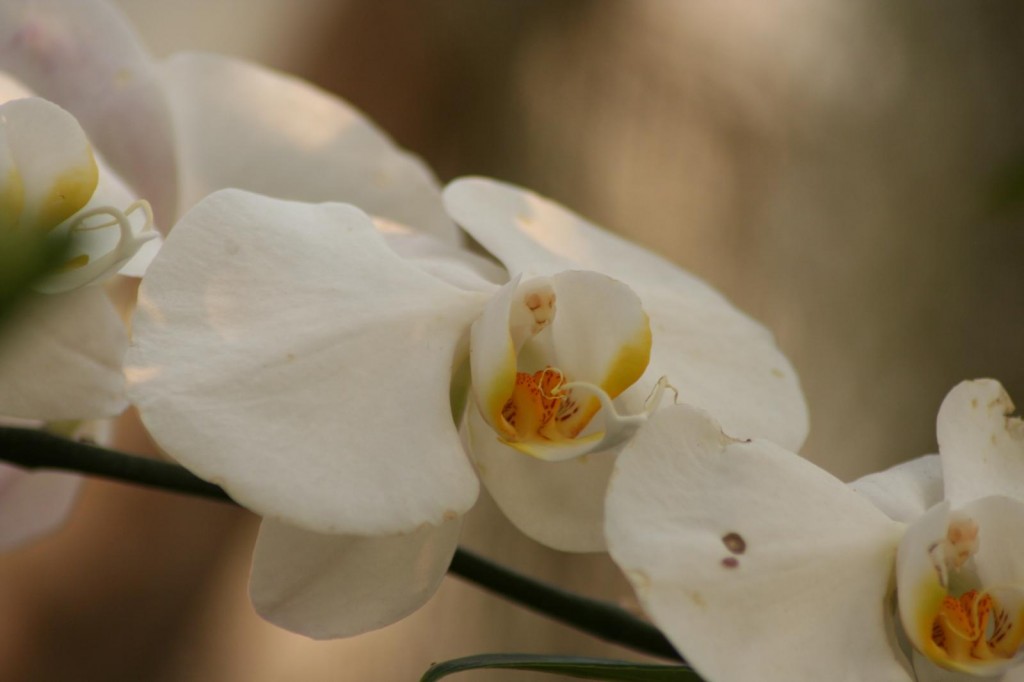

[722,532,746,554]
[721,557,739,568]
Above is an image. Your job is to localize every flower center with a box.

[471,271,669,462]
[932,589,1007,662]
[927,517,1024,666]
[499,366,597,443]
[498,287,600,444]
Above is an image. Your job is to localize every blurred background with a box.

[1,0,1022,679]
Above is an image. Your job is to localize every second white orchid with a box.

[606,378,1024,682]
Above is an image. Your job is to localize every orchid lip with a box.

[498,373,673,463]
[35,198,157,293]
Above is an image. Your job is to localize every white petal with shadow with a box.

[128,190,485,536]
[250,517,460,639]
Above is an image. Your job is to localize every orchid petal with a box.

[444,176,710,286]
[606,404,909,682]
[128,189,484,535]
[547,270,651,400]
[0,0,178,228]
[250,517,460,639]
[468,276,521,436]
[158,53,457,243]
[443,177,809,452]
[0,97,97,232]
[851,454,944,524]
[910,650,980,682]
[0,464,80,551]
[937,379,1024,508]
[465,403,613,552]
[115,230,161,279]
[373,217,504,293]
[0,71,31,101]
[967,497,1024,589]
[0,287,126,420]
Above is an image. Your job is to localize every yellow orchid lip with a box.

[926,588,1024,671]
[498,366,598,444]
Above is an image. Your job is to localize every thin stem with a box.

[0,427,232,502]
[449,549,681,661]
[0,426,682,662]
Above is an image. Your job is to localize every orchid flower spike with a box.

[606,378,1024,682]
[129,168,808,638]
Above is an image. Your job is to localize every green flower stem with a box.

[0,426,682,662]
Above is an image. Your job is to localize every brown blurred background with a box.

[1,1,1022,680]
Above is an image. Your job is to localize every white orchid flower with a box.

[0,0,179,227]
[0,0,455,422]
[128,167,807,637]
[606,378,1024,682]
[0,0,177,552]
[3,0,468,581]
[446,178,808,551]
[0,0,175,421]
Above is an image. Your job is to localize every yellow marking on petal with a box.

[56,253,89,272]
[508,430,603,460]
[913,572,952,662]
[484,335,518,439]
[0,167,24,231]
[35,150,99,231]
[599,312,652,399]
